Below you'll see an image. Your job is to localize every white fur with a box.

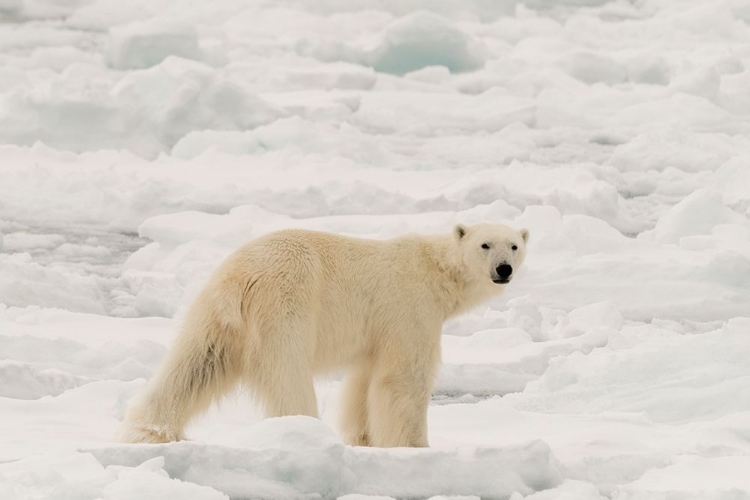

[119,223,529,447]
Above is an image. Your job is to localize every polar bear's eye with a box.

[512,245,518,251]
[481,243,491,250]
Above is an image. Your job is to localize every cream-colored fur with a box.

[119,223,529,447]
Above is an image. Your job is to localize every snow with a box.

[1,0,750,498]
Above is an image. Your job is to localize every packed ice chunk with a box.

[711,158,750,214]
[550,301,623,340]
[296,0,514,21]
[11,0,91,19]
[0,451,229,500]
[110,57,283,154]
[720,69,750,113]
[672,0,736,36]
[0,253,106,314]
[671,66,721,101]
[616,455,750,499]
[566,302,623,331]
[612,93,729,130]
[439,319,609,397]
[625,53,670,85]
[106,19,202,70]
[104,458,230,500]
[0,361,89,399]
[513,319,750,423]
[514,205,576,258]
[506,296,545,341]
[0,57,282,157]
[344,440,561,498]
[0,0,23,17]
[89,418,344,499]
[272,63,377,91]
[339,496,396,500]
[562,215,634,255]
[526,0,612,6]
[171,117,329,160]
[559,52,626,86]
[642,189,749,244]
[510,479,607,499]
[66,0,161,30]
[608,130,741,173]
[89,417,562,499]
[364,11,486,75]
[0,452,116,499]
[2,233,65,252]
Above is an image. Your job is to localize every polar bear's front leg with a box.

[366,333,440,448]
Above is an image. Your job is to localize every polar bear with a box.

[119,223,529,447]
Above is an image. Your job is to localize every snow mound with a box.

[0,360,89,399]
[437,363,536,397]
[438,314,610,397]
[295,0,515,22]
[720,68,750,114]
[171,117,359,160]
[270,63,377,92]
[511,318,750,423]
[87,417,562,499]
[298,11,487,75]
[0,451,229,500]
[0,325,165,383]
[366,12,486,75]
[616,455,750,499]
[560,52,626,86]
[711,159,750,215]
[106,19,202,70]
[511,479,607,500]
[608,131,743,173]
[0,57,282,157]
[347,440,560,498]
[642,189,749,244]
[0,254,106,314]
[2,233,65,252]
[354,90,535,136]
[3,0,92,19]
[109,58,282,155]
[551,301,623,340]
[626,53,670,85]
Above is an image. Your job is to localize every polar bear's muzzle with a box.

[492,263,513,284]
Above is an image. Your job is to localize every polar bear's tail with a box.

[119,290,244,444]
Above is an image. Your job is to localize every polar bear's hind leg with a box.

[245,313,319,419]
[119,317,242,444]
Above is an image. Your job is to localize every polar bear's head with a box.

[454,223,529,285]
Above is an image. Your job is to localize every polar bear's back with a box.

[208,229,441,372]
[235,229,387,288]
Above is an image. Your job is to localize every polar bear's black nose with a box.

[496,264,513,278]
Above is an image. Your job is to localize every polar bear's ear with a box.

[519,228,530,243]
[454,224,467,241]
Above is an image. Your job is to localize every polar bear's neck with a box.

[418,235,503,320]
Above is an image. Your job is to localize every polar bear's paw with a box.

[118,423,183,444]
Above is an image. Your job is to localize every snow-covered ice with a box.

[1,0,750,498]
